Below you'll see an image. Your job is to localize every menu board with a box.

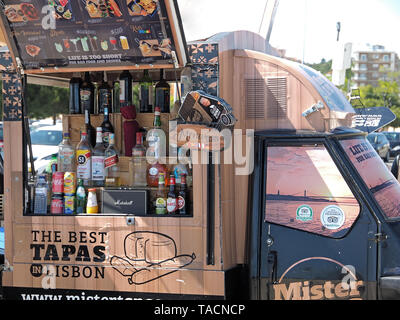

[1,0,187,71]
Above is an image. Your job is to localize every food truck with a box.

[1,0,400,301]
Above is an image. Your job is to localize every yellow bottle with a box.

[86,188,99,214]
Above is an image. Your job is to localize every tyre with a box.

[384,151,390,163]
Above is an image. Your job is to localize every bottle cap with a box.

[88,188,97,192]
[155,107,161,112]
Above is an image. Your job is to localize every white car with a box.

[28,124,63,174]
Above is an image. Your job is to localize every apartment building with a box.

[352,44,399,88]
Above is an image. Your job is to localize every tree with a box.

[26,84,69,123]
[307,59,332,75]
[358,78,400,128]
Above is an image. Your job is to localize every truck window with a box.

[265,145,360,238]
[341,137,400,220]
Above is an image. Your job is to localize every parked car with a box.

[367,132,391,162]
[382,131,400,157]
[28,123,62,174]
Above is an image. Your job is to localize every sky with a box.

[177,0,400,63]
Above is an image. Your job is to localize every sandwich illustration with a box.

[110,231,196,285]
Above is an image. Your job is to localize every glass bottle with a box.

[132,132,147,187]
[139,69,153,113]
[98,71,112,114]
[167,176,177,214]
[178,173,188,215]
[76,131,92,187]
[105,133,121,187]
[155,69,170,113]
[80,72,95,114]
[58,132,75,173]
[69,74,82,114]
[92,127,106,187]
[85,109,96,148]
[100,97,115,148]
[76,179,87,214]
[119,70,133,108]
[146,107,166,160]
[155,173,167,215]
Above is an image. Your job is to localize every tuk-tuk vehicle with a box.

[0,0,400,301]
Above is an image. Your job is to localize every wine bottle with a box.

[69,73,82,114]
[119,70,133,108]
[139,70,153,113]
[98,71,112,114]
[155,69,170,113]
[80,72,95,114]
[84,109,96,148]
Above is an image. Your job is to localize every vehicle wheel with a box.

[384,152,390,163]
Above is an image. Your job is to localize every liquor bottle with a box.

[76,179,87,214]
[155,173,167,215]
[105,133,121,187]
[146,107,166,160]
[92,128,106,187]
[33,174,49,214]
[69,74,82,114]
[98,71,112,114]
[80,72,95,114]
[132,132,147,187]
[155,69,170,113]
[147,162,168,188]
[178,173,188,215]
[58,132,75,172]
[100,97,114,147]
[167,176,177,214]
[119,70,133,108]
[84,109,96,148]
[76,131,92,187]
[139,69,153,113]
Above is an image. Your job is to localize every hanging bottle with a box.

[80,72,95,114]
[139,69,153,113]
[155,69,170,113]
[69,73,82,114]
[98,71,112,114]
[119,70,133,108]
[132,132,147,187]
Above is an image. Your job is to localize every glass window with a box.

[360,54,367,61]
[341,138,400,220]
[265,145,360,238]
[383,55,390,62]
[360,64,367,70]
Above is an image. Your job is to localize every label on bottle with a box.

[155,198,167,214]
[178,196,186,210]
[92,156,105,180]
[105,154,118,168]
[119,80,125,102]
[76,150,91,179]
[149,167,158,176]
[167,197,177,213]
[81,89,92,111]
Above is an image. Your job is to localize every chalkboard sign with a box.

[0,0,188,72]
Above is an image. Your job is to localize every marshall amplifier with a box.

[101,189,148,215]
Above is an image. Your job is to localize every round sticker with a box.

[296,205,313,222]
[320,206,345,230]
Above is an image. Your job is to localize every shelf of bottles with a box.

[31,69,193,217]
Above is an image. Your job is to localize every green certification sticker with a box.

[296,205,313,222]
